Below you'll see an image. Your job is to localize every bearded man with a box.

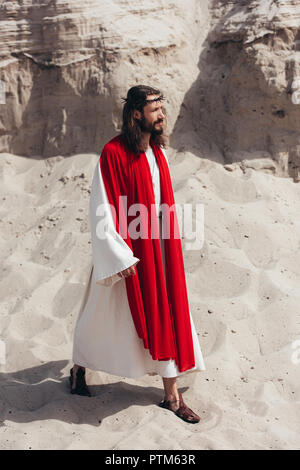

[70,85,206,423]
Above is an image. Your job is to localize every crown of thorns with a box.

[121,94,165,106]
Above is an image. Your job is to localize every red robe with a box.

[99,134,195,373]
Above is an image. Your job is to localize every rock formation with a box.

[173,0,300,181]
[1,0,300,180]
[0,0,207,157]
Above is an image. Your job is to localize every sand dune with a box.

[0,148,299,450]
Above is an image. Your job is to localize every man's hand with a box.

[117,265,137,278]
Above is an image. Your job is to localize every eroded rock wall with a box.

[0,0,208,157]
[1,0,300,181]
[173,0,300,180]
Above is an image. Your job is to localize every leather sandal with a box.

[69,367,91,397]
[158,392,200,423]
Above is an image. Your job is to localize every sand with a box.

[0,148,299,450]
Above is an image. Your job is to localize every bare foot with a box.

[159,393,201,423]
[71,364,85,389]
[164,395,180,412]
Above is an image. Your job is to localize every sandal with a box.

[69,367,91,397]
[158,392,200,423]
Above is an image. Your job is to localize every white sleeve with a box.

[89,161,140,287]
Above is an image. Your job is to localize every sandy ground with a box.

[0,148,299,450]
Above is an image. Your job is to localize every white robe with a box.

[72,146,206,378]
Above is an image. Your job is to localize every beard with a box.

[138,114,164,135]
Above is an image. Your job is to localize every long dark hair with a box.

[121,85,168,155]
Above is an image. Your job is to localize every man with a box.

[70,85,206,424]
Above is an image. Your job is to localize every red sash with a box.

[100,134,195,372]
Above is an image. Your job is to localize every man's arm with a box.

[89,156,140,287]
